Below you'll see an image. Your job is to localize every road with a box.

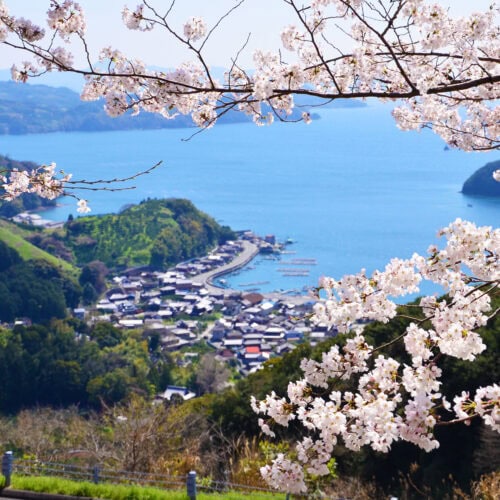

[192,240,260,295]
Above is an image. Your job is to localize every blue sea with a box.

[1,102,498,294]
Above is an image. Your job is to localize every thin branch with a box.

[66,161,163,186]
[200,0,246,52]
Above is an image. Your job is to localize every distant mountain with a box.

[0,80,196,134]
[0,78,365,135]
[462,160,500,197]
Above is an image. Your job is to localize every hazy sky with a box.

[0,0,494,70]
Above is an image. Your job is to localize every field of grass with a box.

[0,219,76,275]
[7,475,286,500]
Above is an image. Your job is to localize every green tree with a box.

[81,282,98,305]
[91,322,124,349]
[87,369,133,406]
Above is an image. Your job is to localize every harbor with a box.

[203,232,319,296]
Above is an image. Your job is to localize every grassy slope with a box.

[0,219,77,276]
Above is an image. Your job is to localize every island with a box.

[462,159,500,197]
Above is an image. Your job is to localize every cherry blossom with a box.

[122,5,153,32]
[0,3,498,493]
[76,198,91,213]
[0,0,499,206]
[183,17,206,42]
[0,1,497,151]
[46,0,86,40]
[1,163,69,201]
[253,219,499,493]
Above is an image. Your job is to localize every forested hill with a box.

[0,198,232,319]
[62,198,235,270]
[0,240,80,323]
[0,81,365,135]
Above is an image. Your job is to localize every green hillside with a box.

[0,219,76,276]
[0,238,81,323]
[63,198,235,270]
[0,198,235,272]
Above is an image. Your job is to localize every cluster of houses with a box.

[77,237,339,382]
[11,212,63,228]
[206,295,327,374]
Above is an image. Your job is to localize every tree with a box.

[79,260,109,295]
[195,353,231,395]
[0,0,498,206]
[0,1,498,494]
[251,220,499,493]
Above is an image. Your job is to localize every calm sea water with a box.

[2,102,498,294]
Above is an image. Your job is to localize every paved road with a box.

[192,240,260,295]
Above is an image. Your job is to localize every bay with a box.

[1,102,498,294]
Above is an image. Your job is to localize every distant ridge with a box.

[462,160,500,197]
[0,78,365,135]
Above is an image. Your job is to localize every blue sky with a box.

[0,0,494,71]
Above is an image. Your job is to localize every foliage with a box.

[195,354,231,395]
[79,261,108,294]
[0,240,81,323]
[63,198,235,270]
[0,322,165,412]
[0,219,76,274]
[27,231,75,263]
[472,470,500,500]
[209,342,326,436]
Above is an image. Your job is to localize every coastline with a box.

[193,240,260,294]
[191,240,311,305]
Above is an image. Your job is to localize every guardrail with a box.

[1,452,279,499]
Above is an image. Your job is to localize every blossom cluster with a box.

[183,17,206,42]
[0,1,497,151]
[2,163,66,201]
[253,219,499,493]
[1,163,90,213]
[46,0,86,40]
[122,5,153,32]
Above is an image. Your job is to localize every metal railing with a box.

[2,452,280,498]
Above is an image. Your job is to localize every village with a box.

[72,232,342,400]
